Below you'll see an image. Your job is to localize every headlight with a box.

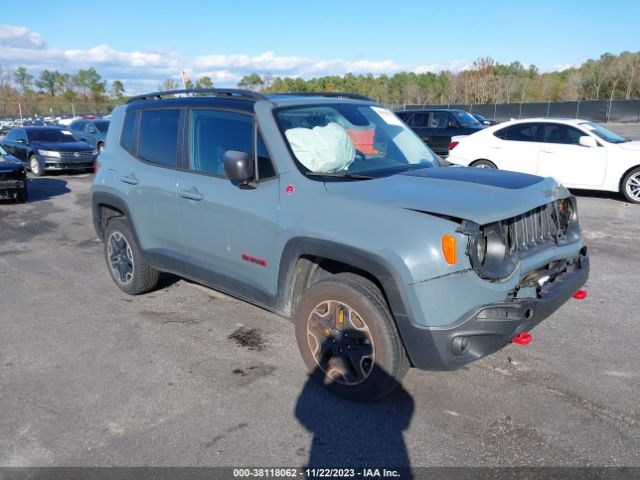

[467,222,517,281]
[38,149,61,158]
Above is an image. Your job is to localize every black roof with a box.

[125,89,374,112]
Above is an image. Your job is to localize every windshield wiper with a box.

[304,171,375,179]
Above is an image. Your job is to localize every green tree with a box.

[36,70,59,96]
[238,73,264,91]
[195,76,214,89]
[14,66,33,94]
[111,80,125,99]
[74,67,106,100]
[160,78,180,91]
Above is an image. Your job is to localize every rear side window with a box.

[506,123,542,142]
[493,127,508,140]
[120,111,137,153]
[411,113,428,127]
[138,109,180,167]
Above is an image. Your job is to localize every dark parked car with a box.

[69,119,109,153]
[472,114,498,126]
[395,108,486,156]
[0,145,28,202]
[0,126,98,176]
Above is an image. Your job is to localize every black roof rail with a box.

[126,88,266,104]
[271,92,374,101]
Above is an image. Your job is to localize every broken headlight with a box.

[463,222,518,281]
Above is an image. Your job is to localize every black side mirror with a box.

[223,150,255,187]
[447,121,458,129]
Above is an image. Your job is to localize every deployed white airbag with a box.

[285,123,355,172]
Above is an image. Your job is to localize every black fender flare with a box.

[91,190,149,261]
[274,237,441,368]
[275,236,412,321]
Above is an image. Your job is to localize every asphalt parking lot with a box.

[1,130,639,467]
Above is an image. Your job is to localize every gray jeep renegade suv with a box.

[91,89,589,400]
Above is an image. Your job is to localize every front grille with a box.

[0,170,22,182]
[59,151,94,159]
[503,202,564,258]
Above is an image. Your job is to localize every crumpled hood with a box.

[324,166,566,225]
[0,154,24,171]
[617,140,640,152]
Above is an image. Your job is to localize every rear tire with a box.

[294,273,409,402]
[103,217,160,295]
[621,167,640,204]
[471,159,497,169]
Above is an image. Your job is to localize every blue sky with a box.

[1,0,638,93]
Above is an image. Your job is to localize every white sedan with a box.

[447,118,640,203]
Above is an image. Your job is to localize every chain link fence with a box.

[0,102,117,119]
[392,99,640,123]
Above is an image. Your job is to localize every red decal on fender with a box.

[241,253,268,268]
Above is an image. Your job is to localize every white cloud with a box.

[550,63,576,72]
[0,24,45,49]
[414,59,470,73]
[0,24,476,94]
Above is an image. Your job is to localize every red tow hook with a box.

[573,289,587,300]
[512,332,532,345]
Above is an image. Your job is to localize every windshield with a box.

[275,103,439,177]
[452,111,481,126]
[95,120,109,132]
[28,128,79,143]
[579,121,627,143]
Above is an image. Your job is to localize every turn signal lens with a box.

[441,235,457,265]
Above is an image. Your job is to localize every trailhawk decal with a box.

[241,253,268,268]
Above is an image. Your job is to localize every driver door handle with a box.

[540,149,555,154]
[179,188,203,201]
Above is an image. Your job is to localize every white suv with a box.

[447,118,640,203]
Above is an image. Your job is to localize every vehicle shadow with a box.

[294,334,414,474]
[26,178,71,202]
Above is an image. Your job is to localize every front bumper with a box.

[403,254,589,370]
[39,155,96,171]
[0,179,24,190]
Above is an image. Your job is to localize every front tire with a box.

[294,273,409,402]
[621,167,640,204]
[29,155,45,177]
[471,159,497,169]
[103,217,160,295]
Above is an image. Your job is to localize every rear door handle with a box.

[540,149,555,153]
[489,146,502,149]
[179,188,203,201]
[120,174,139,185]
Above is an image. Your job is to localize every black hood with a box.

[31,140,94,152]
